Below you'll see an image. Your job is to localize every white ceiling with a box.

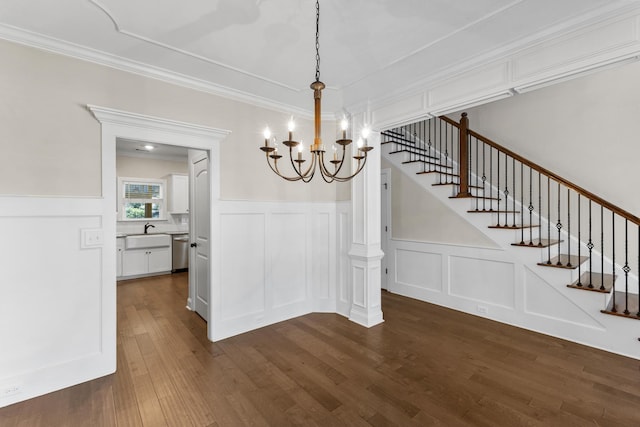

[116,138,188,162]
[0,0,637,113]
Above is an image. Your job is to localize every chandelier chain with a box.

[315,0,320,82]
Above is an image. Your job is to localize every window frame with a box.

[117,177,167,221]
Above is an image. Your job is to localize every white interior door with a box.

[190,151,210,321]
[381,169,390,290]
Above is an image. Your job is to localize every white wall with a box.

[0,39,350,408]
[116,155,188,179]
[0,38,344,202]
[458,59,640,217]
[381,158,497,247]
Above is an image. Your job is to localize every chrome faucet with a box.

[144,222,155,234]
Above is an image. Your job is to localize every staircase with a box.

[381,113,640,353]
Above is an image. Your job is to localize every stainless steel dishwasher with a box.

[172,234,189,272]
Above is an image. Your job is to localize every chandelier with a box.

[259,0,372,183]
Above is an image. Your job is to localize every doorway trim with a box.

[88,105,230,343]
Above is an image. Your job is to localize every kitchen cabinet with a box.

[116,237,124,277]
[122,246,171,277]
[165,174,188,214]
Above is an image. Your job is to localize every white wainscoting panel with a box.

[387,237,640,359]
[212,200,342,341]
[523,266,604,330]
[0,196,114,409]
[352,265,366,308]
[395,248,442,293]
[336,203,352,316]
[311,211,331,303]
[450,255,515,309]
[219,213,266,321]
[271,212,307,309]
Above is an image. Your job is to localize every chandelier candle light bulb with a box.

[263,127,271,146]
[340,118,348,139]
[258,0,372,183]
[287,118,295,141]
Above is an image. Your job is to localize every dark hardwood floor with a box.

[2,272,640,426]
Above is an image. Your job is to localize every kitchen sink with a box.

[125,233,171,249]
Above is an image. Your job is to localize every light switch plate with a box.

[81,229,104,248]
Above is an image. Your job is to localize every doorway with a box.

[115,140,210,320]
[90,104,229,342]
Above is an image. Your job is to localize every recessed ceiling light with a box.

[144,144,154,150]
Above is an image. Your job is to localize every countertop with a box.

[117,231,189,238]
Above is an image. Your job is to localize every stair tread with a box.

[402,159,452,168]
[512,239,562,248]
[381,130,404,137]
[381,134,418,146]
[567,272,616,293]
[384,141,428,152]
[467,209,520,214]
[417,170,459,177]
[488,224,540,230]
[537,254,588,269]
[432,183,484,189]
[389,149,438,159]
[601,291,640,319]
[449,195,500,201]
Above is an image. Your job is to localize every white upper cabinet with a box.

[165,174,189,214]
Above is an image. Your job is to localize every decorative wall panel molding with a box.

[449,255,515,309]
[0,196,113,408]
[523,267,604,330]
[365,8,640,130]
[213,200,342,340]
[395,248,442,292]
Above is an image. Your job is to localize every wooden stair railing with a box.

[381,113,640,321]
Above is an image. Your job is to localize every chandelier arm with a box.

[317,150,339,181]
[301,150,318,178]
[300,152,318,183]
[320,143,348,179]
[268,156,303,182]
[332,155,368,182]
[288,146,307,179]
[317,152,336,183]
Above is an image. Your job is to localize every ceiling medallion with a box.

[259,0,372,183]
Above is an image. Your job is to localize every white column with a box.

[348,117,384,327]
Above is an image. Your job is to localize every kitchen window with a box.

[118,177,166,221]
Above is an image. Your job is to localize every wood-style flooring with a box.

[1,272,640,426]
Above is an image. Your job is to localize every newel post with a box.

[457,112,471,197]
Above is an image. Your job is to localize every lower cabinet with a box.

[122,246,171,277]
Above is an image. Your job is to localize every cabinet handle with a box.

[190,242,197,248]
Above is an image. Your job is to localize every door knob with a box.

[190,242,197,248]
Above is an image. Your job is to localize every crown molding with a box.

[0,23,336,120]
[344,2,640,111]
[87,104,231,140]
